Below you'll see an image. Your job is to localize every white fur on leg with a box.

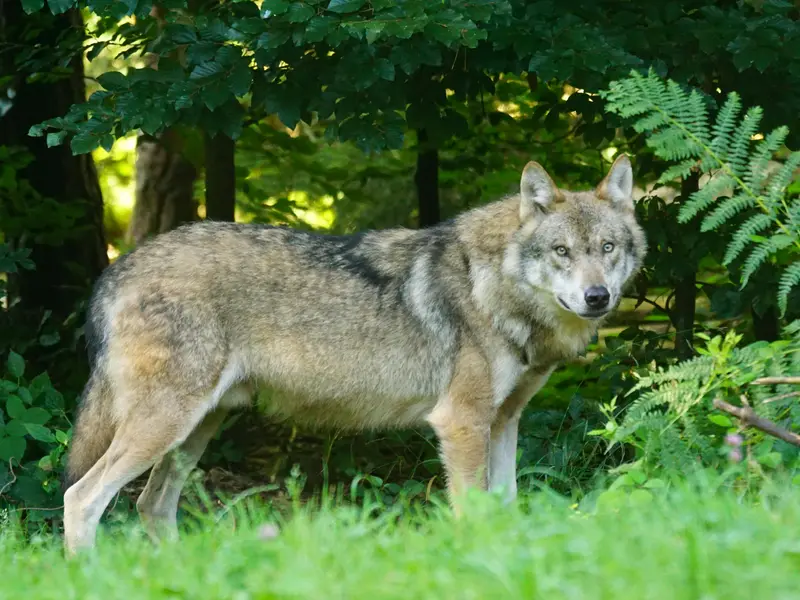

[488,416,520,503]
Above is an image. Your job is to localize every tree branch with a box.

[713,398,800,447]
[751,377,800,386]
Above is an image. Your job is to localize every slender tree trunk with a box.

[0,6,107,317]
[127,132,198,244]
[673,173,699,359]
[415,129,440,228]
[204,133,236,222]
[126,4,198,244]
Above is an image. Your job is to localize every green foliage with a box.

[602,70,800,314]
[592,325,800,479]
[0,349,71,516]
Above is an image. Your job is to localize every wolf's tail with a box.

[64,371,116,489]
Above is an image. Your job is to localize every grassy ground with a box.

[2,480,799,599]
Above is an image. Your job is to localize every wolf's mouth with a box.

[557,296,610,320]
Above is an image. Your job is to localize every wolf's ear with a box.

[596,154,634,211]
[520,161,560,221]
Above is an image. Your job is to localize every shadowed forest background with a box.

[1,0,799,537]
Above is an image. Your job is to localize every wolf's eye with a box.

[555,246,568,256]
[602,242,615,253]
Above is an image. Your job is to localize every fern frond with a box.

[723,213,774,265]
[647,129,700,161]
[777,261,800,315]
[744,127,789,199]
[788,198,800,238]
[658,159,699,184]
[629,355,715,393]
[727,107,763,177]
[707,92,742,161]
[683,87,710,144]
[740,232,795,287]
[677,174,735,222]
[765,151,800,214]
[701,192,757,233]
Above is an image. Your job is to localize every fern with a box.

[610,327,800,471]
[602,69,800,315]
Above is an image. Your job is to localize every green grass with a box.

[2,481,799,599]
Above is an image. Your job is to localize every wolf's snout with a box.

[584,286,610,309]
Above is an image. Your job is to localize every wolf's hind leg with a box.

[136,407,229,542]
[63,393,213,555]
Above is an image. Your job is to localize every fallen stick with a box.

[713,398,800,447]
[751,377,800,386]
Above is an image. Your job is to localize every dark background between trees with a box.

[1,0,799,516]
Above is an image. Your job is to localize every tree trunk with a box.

[672,173,699,359]
[204,133,236,222]
[0,7,107,317]
[415,129,440,228]
[126,4,198,244]
[127,132,198,244]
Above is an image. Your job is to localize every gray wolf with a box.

[63,155,646,553]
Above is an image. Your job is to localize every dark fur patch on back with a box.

[285,230,394,288]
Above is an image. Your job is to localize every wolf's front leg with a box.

[427,347,494,513]
[488,367,556,502]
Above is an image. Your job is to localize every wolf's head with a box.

[505,155,647,322]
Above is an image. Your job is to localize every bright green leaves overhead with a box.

[30,0,521,154]
[327,0,365,14]
[21,0,45,15]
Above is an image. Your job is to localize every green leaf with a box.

[6,395,26,420]
[46,131,68,148]
[55,430,69,445]
[326,0,365,13]
[46,0,74,15]
[25,423,55,442]
[97,71,129,92]
[16,387,32,405]
[21,0,45,14]
[304,16,335,42]
[757,451,782,469]
[203,81,233,110]
[70,132,101,155]
[5,420,28,437]
[708,413,733,428]
[364,22,385,44]
[39,332,60,347]
[28,372,52,399]
[166,23,197,44]
[376,58,394,81]
[287,2,314,23]
[7,351,24,378]
[228,62,253,96]
[24,407,51,426]
[260,0,290,16]
[0,436,26,462]
[190,60,224,80]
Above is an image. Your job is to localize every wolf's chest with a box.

[525,322,597,368]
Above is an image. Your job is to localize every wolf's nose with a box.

[584,286,610,309]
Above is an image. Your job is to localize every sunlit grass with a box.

[1,479,798,599]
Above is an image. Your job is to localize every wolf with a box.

[62,154,646,553]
